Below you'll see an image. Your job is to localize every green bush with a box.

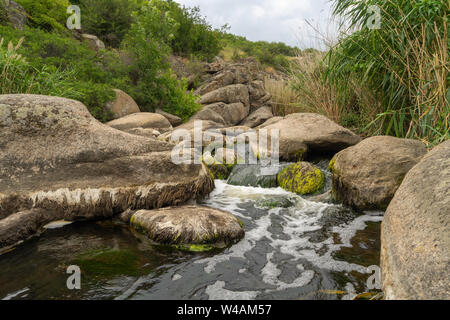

[140,0,223,61]
[15,0,69,31]
[168,3,222,61]
[78,0,140,48]
[222,33,299,71]
[123,1,201,120]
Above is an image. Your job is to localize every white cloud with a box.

[176,0,336,48]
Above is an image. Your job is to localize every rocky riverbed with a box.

[0,66,448,300]
[0,168,384,300]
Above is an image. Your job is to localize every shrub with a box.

[222,34,299,71]
[123,1,201,120]
[327,0,449,145]
[78,0,139,48]
[15,0,69,31]
[0,26,117,121]
[168,3,222,61]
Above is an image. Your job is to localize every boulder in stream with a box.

[107,112,173,133]
[227,164,290,188]
[257,113,361,161]
[330,136,427,210]
[130,206,245,250]
[381,140,450,300]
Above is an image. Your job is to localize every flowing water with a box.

[0,162,383,300]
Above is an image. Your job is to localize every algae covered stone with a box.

[277,162,324,195]
[203,149,237,180]
[130,206,245,247]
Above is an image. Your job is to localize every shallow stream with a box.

[0,162,383,300]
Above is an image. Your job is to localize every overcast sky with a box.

[176,0,338,49]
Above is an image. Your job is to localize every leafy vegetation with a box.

[123,0,201,120]
[76,0,141,48]
[15,0,70,31]
[222,33,300,71]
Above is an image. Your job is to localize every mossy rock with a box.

[255,196,295,209]
[206,162,235,180]
[277,162,325,195]
[72,248,145,278]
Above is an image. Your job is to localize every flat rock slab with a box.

[130,206,245,246]
[330,136,427,210]
[107,112,173,133]
[0,95,214,249]
[381,140,450,300]
[257,113,361,161]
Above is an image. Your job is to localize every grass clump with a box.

[326,0,449,146]
[0,36,80,98]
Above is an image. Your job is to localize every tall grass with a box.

[289,52,346,124]
[264,77,300,116]
[326,0,449,146]
[0,37,81,98]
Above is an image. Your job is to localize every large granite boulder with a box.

[227,164,290,188]
[240,106,273,128]
[130,206,245,249]
[257,113,361,161]
[81,34,106,51]
[193,102,249,127]
[107,112,173,133]
[330,136,427,210]
[106,89,140,119]
[0,95,214,250]
[381,140,450,300]
[196,58,262,96]
[247,80,271,111]
[155,109,183,127]
[199,84,250,108]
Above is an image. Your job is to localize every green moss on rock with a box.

[73,248,144,278]
[277,162,325,195]
[174,244,215,252]
[328,156,337,173]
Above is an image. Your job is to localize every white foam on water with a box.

[43,220,73,229]
[261,252,315,291]
[205,281,258,300]
[172,274,182,281]
[196,213,272,274]
[200,180,384,299]
[2,287,29,300]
